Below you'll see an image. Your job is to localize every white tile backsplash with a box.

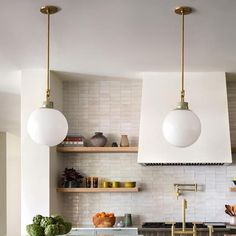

[61,79,236,226]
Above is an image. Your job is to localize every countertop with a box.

[72,225,139,230]
[70,225,231,232]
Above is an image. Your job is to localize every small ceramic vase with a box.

[120,135,129,147]
[124,214,132,227]
[90,132,107,147]
[64,180,78,188]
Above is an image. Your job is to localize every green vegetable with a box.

[52,215,64,224]
[33,215,43,225]
[26,214,72,236]
[40,217,54,228]
[45,224,59,236]
[57,224,66,235]
[63,222,72,234]
[26,224,44,236]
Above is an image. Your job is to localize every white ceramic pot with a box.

[230,216,236,225]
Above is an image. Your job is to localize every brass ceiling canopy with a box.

[40,6,60,15]
[175,6,192,15]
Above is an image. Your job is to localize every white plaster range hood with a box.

[138,72,232,166]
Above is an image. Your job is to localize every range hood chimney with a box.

[138,72,232,166]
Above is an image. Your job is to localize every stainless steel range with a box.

[139,222,229,236]
[142,222,226,229]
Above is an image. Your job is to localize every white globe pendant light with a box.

[27,6,68,147]
[162,6,201,147]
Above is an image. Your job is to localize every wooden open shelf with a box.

[57,187,140,193]
[57,146,138,153]
[229,187,236,192]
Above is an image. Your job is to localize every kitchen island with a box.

[68,224,236,236]
[68,226,138,235]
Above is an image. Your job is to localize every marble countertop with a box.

[72,225,139,230]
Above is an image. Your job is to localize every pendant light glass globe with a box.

[27,108,68,147]
[162,109,201,147]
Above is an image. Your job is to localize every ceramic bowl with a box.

[124,181,136,188]
[93,215,116,228]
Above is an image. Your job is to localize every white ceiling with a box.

[0,0,236,85]
[2,0,236,134]
[2,0,236,82]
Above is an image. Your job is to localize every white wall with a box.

[49,72,64,215]
[138,72,232,164]
[0,132,7,236]
[7,133,21,236]
[61,78,236,225]
[21,69,50,235]
[0,70,21,135]
[21,70,64,234]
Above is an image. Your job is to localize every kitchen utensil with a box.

[232,205,236,213]
[230,216,236,225]
[225,205,235,216]
[225,209,232,216]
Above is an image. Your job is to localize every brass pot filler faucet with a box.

[172,184,198,236]
[172,183,214,236]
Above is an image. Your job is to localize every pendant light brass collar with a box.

[176,101,189,110]
[42,101,54,108]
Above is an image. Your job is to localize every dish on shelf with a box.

[124,181,136,188]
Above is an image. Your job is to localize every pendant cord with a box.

[46,9,50,101]
[180,10,185,103]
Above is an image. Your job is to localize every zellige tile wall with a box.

[62,79,236,226]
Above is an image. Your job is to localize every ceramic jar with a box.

[124,214,132,227]
[120,135,129,147]
[64,180,79,188]
[90,132,107,147]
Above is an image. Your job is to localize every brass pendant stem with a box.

[46,9,50,101]
[181,10,185,103]
[175,6,192,108]
[40,6,60,104]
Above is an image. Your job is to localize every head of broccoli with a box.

[63,222,72,234]
[33,215,43,225]
[27,214,72,236]
[45,224,59,236]
[52,215,64,225]
[40,217,55,228]
[57,224,66,235]
[26,224,44,236]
